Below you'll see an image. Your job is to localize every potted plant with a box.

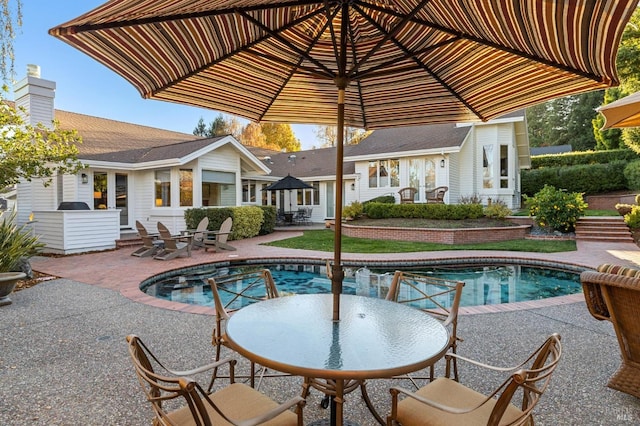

[0,210,44,306]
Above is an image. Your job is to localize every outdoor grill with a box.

[57,201,90,210]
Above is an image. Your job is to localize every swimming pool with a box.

[140,260,585,309]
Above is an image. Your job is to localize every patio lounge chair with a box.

[154,222,192,260]
[387,333,562,426]
[131,221,161,257]
[208,270,290,391]
[398,187,417,204]
[204,217,236,252]
[187,217,210,249]
[125,334,304,426]
[581,264,640,399]
[426,186,448,203]
[386,271,465,384]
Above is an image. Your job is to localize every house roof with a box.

[345,123,471,159]
[54,109,202,157]
[258,146,357,180]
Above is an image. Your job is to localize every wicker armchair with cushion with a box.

[126,334,304,426]
[387,334,562,426]
[581,264,640,398]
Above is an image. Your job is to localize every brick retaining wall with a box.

[339,223,531,244]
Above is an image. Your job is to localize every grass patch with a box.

[263,229,576,253]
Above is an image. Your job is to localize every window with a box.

[297,181,320,206]
[242,179,257,203]
[482,145,494,189]
[368,159,399,188]
[202,170,236,206]
[180,169,193,206]
[500,145,509,189]
[409,158,436,198]
[155,169,171,207]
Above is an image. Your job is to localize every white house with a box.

[10,67,530,254]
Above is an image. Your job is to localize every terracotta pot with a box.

[0,272,26,306]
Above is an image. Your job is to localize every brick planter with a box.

[337,223,531,244]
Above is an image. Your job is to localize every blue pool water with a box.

[140,262,584,309]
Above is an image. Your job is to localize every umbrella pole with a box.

[332,87,346,322]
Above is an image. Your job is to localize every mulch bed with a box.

[14,271,60,292]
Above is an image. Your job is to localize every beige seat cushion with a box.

[396,377,526,426]
[167,382,298,426]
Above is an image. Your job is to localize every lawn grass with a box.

[263,229,576,253]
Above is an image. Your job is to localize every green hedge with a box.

[184,206,266,240]
[531,148,638,168]
[258,206,277,235]
[521,161,628,196]
[364,202,484,219]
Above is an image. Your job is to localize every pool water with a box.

[141,262,583,309]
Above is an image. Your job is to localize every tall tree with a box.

[261,123,301,152]
[239,122,269,148]
[313,125,371,147]
[0,93,84,188]
[0,0,22,82]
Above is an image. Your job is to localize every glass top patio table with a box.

[225,293,449,426]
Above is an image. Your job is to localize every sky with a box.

[11,1,319,149]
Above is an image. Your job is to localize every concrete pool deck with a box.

[1,231,639,424]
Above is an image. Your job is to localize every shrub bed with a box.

[364,202,484,220]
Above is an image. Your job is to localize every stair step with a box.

[574,216,634,243]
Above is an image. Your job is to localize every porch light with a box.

[440,159,445,168]
[81,173,88,184]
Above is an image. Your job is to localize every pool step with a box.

[575,217,635,243]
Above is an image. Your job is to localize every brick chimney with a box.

[13,64,56,129]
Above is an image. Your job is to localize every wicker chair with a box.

[208,269,289,390]
[125,335,304,426]
[386,271,465,384]
[387,334,562,426]
[581,264,640,399]
[398,187,418,204]
[425,186,448,203]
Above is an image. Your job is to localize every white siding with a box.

[32,210,120,254]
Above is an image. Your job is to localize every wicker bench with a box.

[580,264,640,398]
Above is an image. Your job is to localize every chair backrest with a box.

[386,271,464,328]
[398,187,417,203]
[426,186,448,203]
[126,334,218,426]
[157,222,179,251]
[136,221,155,246]
[208,269,279,346]
[487,333,562,425]
[217,217,233,244]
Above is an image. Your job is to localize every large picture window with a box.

[368,159,399,188]
[202,170,236,206]
[482,145,494,189]
[297,181,320,206]
[482,144,510,190]
[242,179,257,203]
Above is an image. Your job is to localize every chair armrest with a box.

[389,385,488,415]
[444,352,525,373]
[164,357,237,377]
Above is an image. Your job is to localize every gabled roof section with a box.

[345,123,471,160]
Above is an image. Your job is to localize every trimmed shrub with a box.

[258,206,277,235]
[184,206,264,240]
[623,159,640,190]
[531,148,637,168]
[343,201,364,219]
[521,161,628,196]
[524,185,587,233]
[364,202,484,220]
[363,195,395,205]
[624,205,640,229]
[484,200,512,219]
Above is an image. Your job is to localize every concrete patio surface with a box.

[2,230,640,424]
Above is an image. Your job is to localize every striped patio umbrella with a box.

[50,0,635,321]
